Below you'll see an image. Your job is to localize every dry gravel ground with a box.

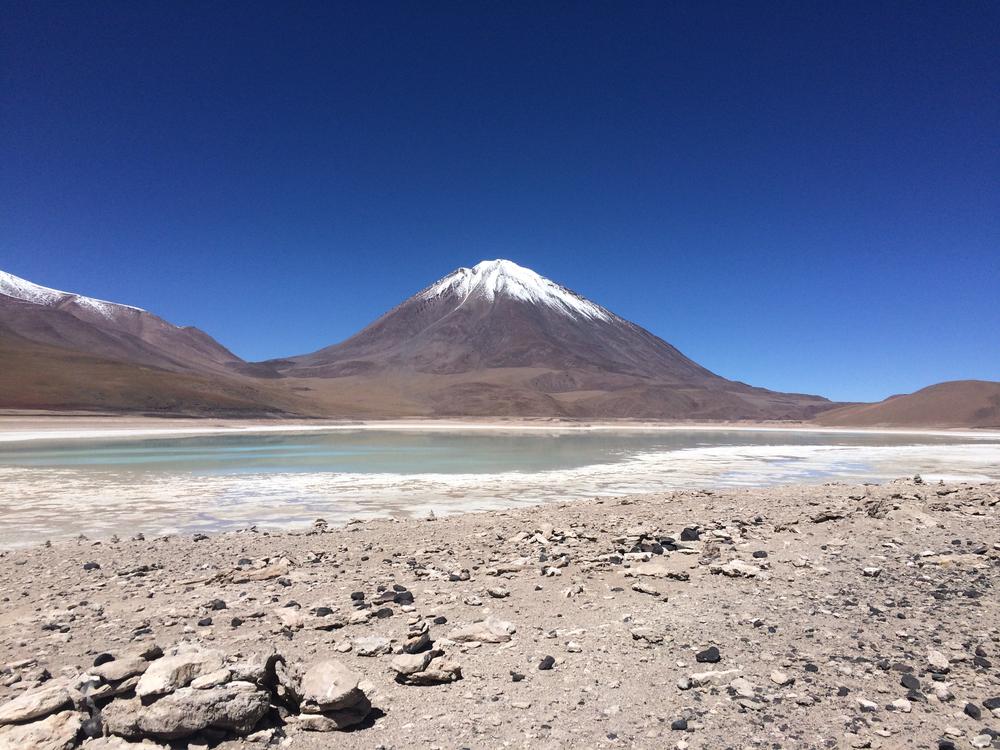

[1,479,998,750]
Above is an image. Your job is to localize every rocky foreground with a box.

[0,480,998,750]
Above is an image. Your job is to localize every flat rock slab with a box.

[102,681,269,740]
[0,709,83,750]
[0,682,73,725]
[448,617,516,643]
[135,649,224,698]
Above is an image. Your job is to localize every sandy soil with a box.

[1,479,998,749]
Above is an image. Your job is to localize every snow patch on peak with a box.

[417,259,615,322]
[0,269,144,318]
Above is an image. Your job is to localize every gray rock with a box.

[391,652,434,676]
[391,650,462,685]
[769,670,794,686]
[0,681,73,725]
[135,649,224,698]
[90,658,150,684]
[228,648,282,686]
[352,636,392,657]
[295,660,365,713]
[189,668,232,689]
[408,656,462,685]
[630,627,664,645]
[102,681,269,740]
[709,560,767,579]
[288,695,372,731]
[729,677,755,699]
[0,710,83,750]
[448,617,516,643]
[927,649,950,673]
[688,669,740,688]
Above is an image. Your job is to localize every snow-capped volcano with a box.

[274,260,833,419]
[0,269,143,319]
[417,259,616,322]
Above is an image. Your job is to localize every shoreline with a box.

[1,479,997,749]
[2,414,999,443]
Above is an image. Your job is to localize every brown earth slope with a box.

[0,329,303,416]
[814,380,1000,429]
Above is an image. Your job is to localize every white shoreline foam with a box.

[1,421,999,444]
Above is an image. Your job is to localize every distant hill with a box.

[0,270,294,416]
[814,380,1000,429]
[0,270,276,378]
[0,329,299,416]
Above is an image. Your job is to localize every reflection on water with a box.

[0,429,998,548]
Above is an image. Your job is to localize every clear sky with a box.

[2,2,997,402]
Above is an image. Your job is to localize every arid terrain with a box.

[1,479,998,749]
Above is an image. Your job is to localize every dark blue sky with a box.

[2,2,997,402]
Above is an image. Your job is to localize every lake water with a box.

[1,428,998,547]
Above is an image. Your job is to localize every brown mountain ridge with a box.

[1,261,993,426]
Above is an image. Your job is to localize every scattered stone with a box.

[729,677,755,699]
[688,669,740,688]
[695,646,721,663]
[448,617,516,644]
[812,510,846,523]
[770,670,794,686]
[927,649,950,673]
[352,636,392,657]
[890,697,912,712]
[391,650,462,685]
[709,560,767,579]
